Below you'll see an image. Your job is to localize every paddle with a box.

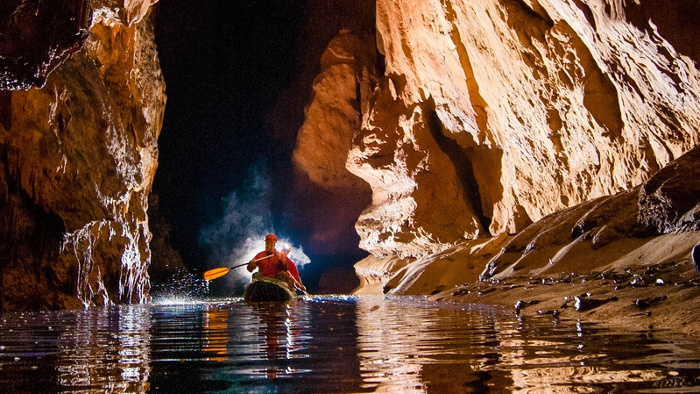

[289,273,311,298]
[203,255,311,298]
[203,255,273,281]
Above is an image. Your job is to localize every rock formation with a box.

[360,0,699,257]
[352,145,700,335]
[287,0,700,320]
[278,0,376,256]
[479,145,700,283]
[294,0,699,260]
[0,0,164,311]
[1,0,698,314]
[291,31,375,255]
[0,0,92,90]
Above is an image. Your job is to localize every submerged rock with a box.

[514,299,540,315]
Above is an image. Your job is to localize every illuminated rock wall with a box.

[0,0,164,310]
[281,0,377,256]
[291,31,375,255]
[297,0,700,259]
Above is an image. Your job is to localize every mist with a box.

[199,162,311,293]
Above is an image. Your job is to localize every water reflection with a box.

[353,297,700,392]
[250,302,308,378]
[194,298,365,392]
[0,306,151,392]
[1,296,700,392]
[202,306,228,362]
[355,298,509,392]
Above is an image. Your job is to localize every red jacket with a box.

[252,251,288,278]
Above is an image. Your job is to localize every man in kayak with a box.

[247,234,289,281]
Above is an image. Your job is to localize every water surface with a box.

[1,295,700,392]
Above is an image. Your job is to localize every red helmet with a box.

[265,233,277,241]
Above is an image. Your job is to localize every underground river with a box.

[2,295,700,392]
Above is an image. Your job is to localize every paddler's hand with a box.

[278,252,289,270]
[246,260,257,272]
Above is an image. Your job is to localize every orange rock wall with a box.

[292,32,376,254]
[297,0,700,259]
[0,0,164,310]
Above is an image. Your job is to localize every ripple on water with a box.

[1,295,700,392]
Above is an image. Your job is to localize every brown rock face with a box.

[0,0,92,90]
[479,145,700,282]
[0,1,164,311]
[276,0,378,256]
[638,146,700,234]
[355,147,700,312]
[295,0,700,259]
[291,31,375,255]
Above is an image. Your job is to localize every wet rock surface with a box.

[433,259,700,336]
[0,0,92,90]
[0,0,164,311]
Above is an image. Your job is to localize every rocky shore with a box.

[433,256,700,337]
[354,146,700,336]
[355,233,700,336]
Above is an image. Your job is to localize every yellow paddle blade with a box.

[203,267,231,281]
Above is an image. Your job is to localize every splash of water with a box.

[150,269,210,302]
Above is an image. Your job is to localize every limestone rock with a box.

[275,0,377,256]
[353,254,412,295]
[0,0,92,90]
[480,146,700,282]
[291,31,375,254]
[347,88,487,258]
[0,3,164,311]
[92,0,158,26]
[340,0,700,258]
[353,148,700,295]
[638,146,700,234]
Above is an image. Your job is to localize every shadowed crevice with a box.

[424,103,491,235]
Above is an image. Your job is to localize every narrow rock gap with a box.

[424,102,491,234]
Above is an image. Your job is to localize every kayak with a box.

[243,276,296,302]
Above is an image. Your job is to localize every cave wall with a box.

[274,0,376,256]
[291,30,376,255]
[479,144,700,284]
[1,0,697,309]
[0,0,164,311]
[295,0,700,259]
